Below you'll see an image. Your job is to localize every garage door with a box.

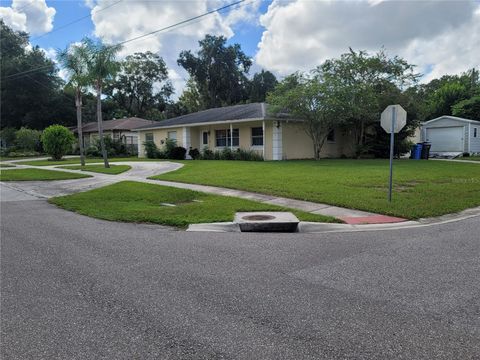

[426,127,464,152]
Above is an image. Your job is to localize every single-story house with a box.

[73,117,157,151]
[133,103,355,160]
[421,115,480,155]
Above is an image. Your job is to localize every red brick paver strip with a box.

[339,215,407,225]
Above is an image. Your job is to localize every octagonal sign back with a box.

[381,105,407,133]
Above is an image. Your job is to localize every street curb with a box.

[187,207,480,233]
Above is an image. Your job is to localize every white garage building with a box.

[421,116,480,155]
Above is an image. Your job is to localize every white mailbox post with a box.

[381,105,407,202]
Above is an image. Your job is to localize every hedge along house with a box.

[421,115,480,155]
[133,103,355,160]
[72,117,157,153]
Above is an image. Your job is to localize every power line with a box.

[116,0,247,47]
[24,73,75,102]
[2,0,249,81]
[31,0,123,41]
[3,64,55,80]
[14,0,35,13]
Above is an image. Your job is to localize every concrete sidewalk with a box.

[430,158,480,164]
[147,179,407,225]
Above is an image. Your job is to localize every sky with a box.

[1,0,480,98]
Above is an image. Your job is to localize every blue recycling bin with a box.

[414,143,423,159]
[410,144,417,159]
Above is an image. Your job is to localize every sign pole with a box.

[388,107,396,202]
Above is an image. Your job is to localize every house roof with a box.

[422,115,480,125]
[133,103,279,131]
[74,117,157,133]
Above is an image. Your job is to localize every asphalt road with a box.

[1,198,479,359]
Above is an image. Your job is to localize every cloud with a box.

[0,0,56,35]
[88,0,259,98]
[255,0,480,81]
[0,6,27,32]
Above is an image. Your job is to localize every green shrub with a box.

[201,147,214,160]
[235,148,263,161]
[220,147,235,160]
[15,127,42,152]
[144,141,159,159]
[4,151,40,157]
[163,138,177,158]
[198,147,263,161]
[0,127,17,149]
[41,125,75,161]
[170,146,187,160]
[86,145,100,157]
[93,136,129,157]
[188,148,200,159]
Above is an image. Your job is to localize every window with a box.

[327,129,335,142]
[167,131,177,141]
[202,131,208,145]
[474,128,478,138]
[251,127,263,146]
[145,133,154,142]
[215,129,239,147]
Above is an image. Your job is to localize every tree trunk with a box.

[75,89,85,167]
[359,120,365,146]
[96,82,110,168]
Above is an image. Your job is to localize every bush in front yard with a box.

[188,148,200,159]
[41,125,75,160]
[170,146,187,160]
[199,147,263,161]
[15,127,42,152]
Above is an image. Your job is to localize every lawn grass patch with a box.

[58,164,131,174]
[18,157,161,166]
[49,181,337,228]
[459,156,480,161]
[0,163,15,168]
[150,159,480,219]
[0,168,91,181]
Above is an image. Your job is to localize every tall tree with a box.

[452,96,480,119]
[249,70,278,102]
[268,72,348,160]
[176,77,206,115]
[320,49,419,153]
[57,43,90,166]
[1,21,75,129]
[105,51,173,118]
[177,35,252,108]
[83,38,122,168]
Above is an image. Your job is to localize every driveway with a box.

[1,161,183,198]
[1,198,479,359]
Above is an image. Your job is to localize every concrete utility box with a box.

[234,212,299,232]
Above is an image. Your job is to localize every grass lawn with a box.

[150,159,480,219]
[459,156,480,161]
[49,181,337,228]
[58,164,131,174]
[17,157,160,166]
[0,163,15,168]
[0,168,92,181]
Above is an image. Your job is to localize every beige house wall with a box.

[137,120,355,160]
[82,130,139,147]
[282,122,355,159]
[184,121,268,156]
[137,127,184,157]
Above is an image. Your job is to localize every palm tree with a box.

[57,44,90,166]
[83,38,122,168]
